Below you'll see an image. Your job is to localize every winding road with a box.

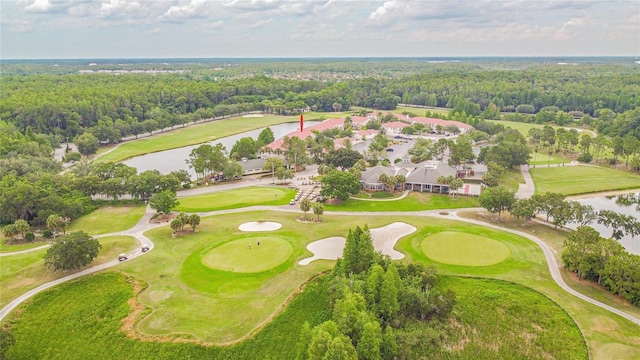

[2,183,639,329]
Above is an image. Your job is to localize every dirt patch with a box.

[150,213,176,224]
[295,216,323,223]
[120,272,328,346]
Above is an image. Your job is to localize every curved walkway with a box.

[2,205,639,329]
[349,190,410,201]
[0,205,160,321]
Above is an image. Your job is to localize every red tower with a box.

[300,114,304,132]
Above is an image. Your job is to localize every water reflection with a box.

[123,121,318,178]
[569,192,640,255]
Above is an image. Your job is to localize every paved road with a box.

[0,205,160,321]
[2,194,639,329]
[515,165,535,199]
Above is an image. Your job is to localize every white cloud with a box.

[160,0,208,22]
[223,0,280,12]
[99,0,145,18]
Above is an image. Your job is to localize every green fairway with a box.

[3,211,639,357]
[421,231,511,266]
[67,205,145,235]
[97,114,326,163]
[530,165,640,195]
[0,235,136,308]
[201,236,292,273]
[175,186,295,212]
[324,191,480,212]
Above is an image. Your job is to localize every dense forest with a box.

[1,59,639,144]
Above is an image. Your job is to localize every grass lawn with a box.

[175,186,295,212]
[67,205,146,235]
[0,235,136,309]
[530,165,640,195]
[529,149,572,166]
[488,120,595,138]
[201,236,292,273]
[97,114,308,163]
[421,231,511,266]
[0,233,48,253]
[499,167,526,192]
[455,210,640,358]
[393,105,451,116]
[3,211,638,357]
[324,191,480,212]
[4,272,586,360]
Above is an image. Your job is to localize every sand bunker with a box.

[242,114,264,118]
[298,222,416,265]
[238,221,282,232]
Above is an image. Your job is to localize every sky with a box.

[1,0,639,59]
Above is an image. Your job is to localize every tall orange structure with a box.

[300,114,304,132]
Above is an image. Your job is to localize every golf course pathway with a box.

[2,204,639,329]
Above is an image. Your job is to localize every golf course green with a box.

[421,231,511,266]
[201,236,293,273]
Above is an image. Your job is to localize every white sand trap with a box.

[242,114,264,118]
[298,237,345,265]
[238,221,282,232]
[298,222,416,265]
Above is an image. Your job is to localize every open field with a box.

[394,105,451,116]
[67,205,146,235]
[488,120,595,138]
[530,165,640,195]
[4,271,586,360]
[97,115,308,163]
[175,187,295,212]
[324,191,480,212]
[529,150,571,166]
[0,235,136,309]
[3,211,639,358]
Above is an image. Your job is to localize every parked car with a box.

[118,253,128,262]
[289,200,296,205]
[386,148,394,152]
[141,246,150,253]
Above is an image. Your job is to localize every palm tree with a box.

[396,174,406,192]
[312,202,324,222]
[378,173,389,192]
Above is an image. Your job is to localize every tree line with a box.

[478,187,640,305]
[297,225,455,359]
[2,63,638,145]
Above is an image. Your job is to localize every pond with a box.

[568,192,640,255]
[123,121,319,178]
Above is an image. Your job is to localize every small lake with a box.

[123,121,319,178]
[568,192,640,255]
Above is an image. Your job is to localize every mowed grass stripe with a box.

[97,115,307,163]
[324,191,480,212]
[67,205,146,235]
[530,165,640,195]
[175,187,295,212]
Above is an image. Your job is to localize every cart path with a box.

[2,206,639,329]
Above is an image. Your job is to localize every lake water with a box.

[123,121,318,178]
[569,192,640,255]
